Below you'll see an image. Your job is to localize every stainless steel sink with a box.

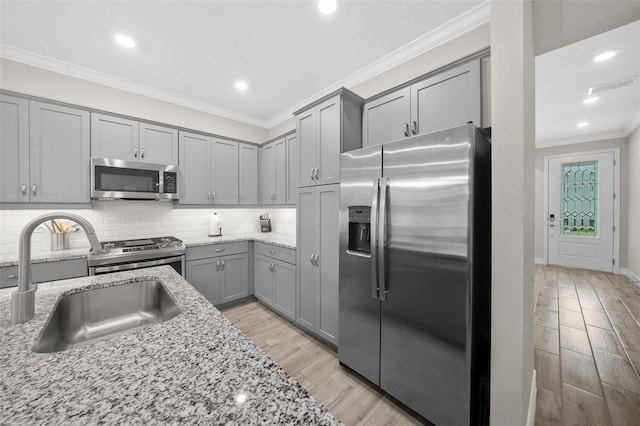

[34,280,181,353]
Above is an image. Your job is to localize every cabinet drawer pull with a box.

[7,274,17,279]
[215,248,225,253]
[270,250,275,254]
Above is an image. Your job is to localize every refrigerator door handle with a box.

[370,178,380,299]
[378,177,389,301]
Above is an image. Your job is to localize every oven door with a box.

[90,255,185,277]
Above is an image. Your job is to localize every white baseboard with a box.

[620,268,640,287]
[535,258,546,265]
[526,369,537,426]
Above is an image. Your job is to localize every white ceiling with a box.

[535,20,640,148]
[0,0,486,129]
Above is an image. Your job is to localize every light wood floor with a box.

[222,302,428,425]
[223,265,640,425]
[534,265,640,425]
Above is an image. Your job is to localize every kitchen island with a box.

[0,266,339,425]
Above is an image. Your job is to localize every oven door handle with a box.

[92,256,185,274]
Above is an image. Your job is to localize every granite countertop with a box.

[0,266,338,425]
[0,233,296,267]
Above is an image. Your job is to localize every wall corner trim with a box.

[526,369,537,426]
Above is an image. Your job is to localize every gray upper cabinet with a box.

[239,143,258,205]
[1,95,29,203]
[139,122,179,164]
[294,88,363,188]
[1,96,89,203]
[361,87,410,147]
[212,138,239,205]
[296,184,340,345]
[260,137,286,205]
[91,113,178,164]
[29,101,90,203]
[179,131,211,204]
[178,131,239,205]
[362,59,481,147]
[286,133,298,205]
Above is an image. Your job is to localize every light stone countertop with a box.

[0,233,295,267]
[0,266,338,425]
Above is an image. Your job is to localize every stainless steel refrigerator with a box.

[338,123,491,425]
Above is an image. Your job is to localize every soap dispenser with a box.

[208,212,222,237]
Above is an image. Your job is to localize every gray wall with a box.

[627,125,640,278]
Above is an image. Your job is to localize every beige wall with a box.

[627,125,640,278]
[490,0,536,424]
[532,0,640,55]
[0,58,268,144]
[535,138,629,266]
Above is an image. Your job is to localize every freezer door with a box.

[380,125,473,425]
[338,145,382,385]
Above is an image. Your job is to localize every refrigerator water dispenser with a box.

[347,206,371,255]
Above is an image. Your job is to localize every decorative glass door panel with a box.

[561,161,598,237]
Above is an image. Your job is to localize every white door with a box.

[548,152,615,272]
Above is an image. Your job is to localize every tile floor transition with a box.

[223,265,640,425]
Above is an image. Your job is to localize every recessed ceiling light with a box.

[583,96,599,104]
[115,34,136,48]
[235,81,249,91]
[318,0,337,15]
[576,121,590,128]
[593,50,617,63]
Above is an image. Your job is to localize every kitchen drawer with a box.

[254,242,295,264]
[186,241,249,261]
[0,258,88,288]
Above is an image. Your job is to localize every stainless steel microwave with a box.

[91,158,179,200]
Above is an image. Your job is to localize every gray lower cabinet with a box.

[91,113,178,164]
[185,242,249,305]
[0,258,88,289]
[296,184,340,345]
[178,131,239,205]
[239,143,258,205]
[362,58,481,147]
[2,96,90,203]
[253,242,296,320]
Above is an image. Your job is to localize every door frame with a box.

[543,148,620,273]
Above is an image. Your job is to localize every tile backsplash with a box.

[0,201,296,256]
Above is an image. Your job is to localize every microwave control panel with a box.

[164,172,177,193]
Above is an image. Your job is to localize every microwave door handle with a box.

[378,177,389,302]
[370,178,380,300]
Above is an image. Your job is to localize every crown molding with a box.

[266,1,490,128]
[0,1,490,131]
[535,130,630,149]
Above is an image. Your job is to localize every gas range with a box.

[88,236,185,267]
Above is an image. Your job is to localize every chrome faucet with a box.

[11,212,105,324]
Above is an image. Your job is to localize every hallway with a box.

[534,265,640,425]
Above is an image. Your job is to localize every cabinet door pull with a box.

[411,121,417,135]
[310,254,315,265]
[212,193,216,200]
[403,123,409,137]
[314,254,319,266]
[270,250,275,254]
[221,260,225,270]
[216,260,220,270]
[134,147,138,158]
[140,147,145,159]
[32,184,37,195]
[313,168,319,180]
[215,248,225,253]
[310,168,315,180]
[21,184,27,195]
